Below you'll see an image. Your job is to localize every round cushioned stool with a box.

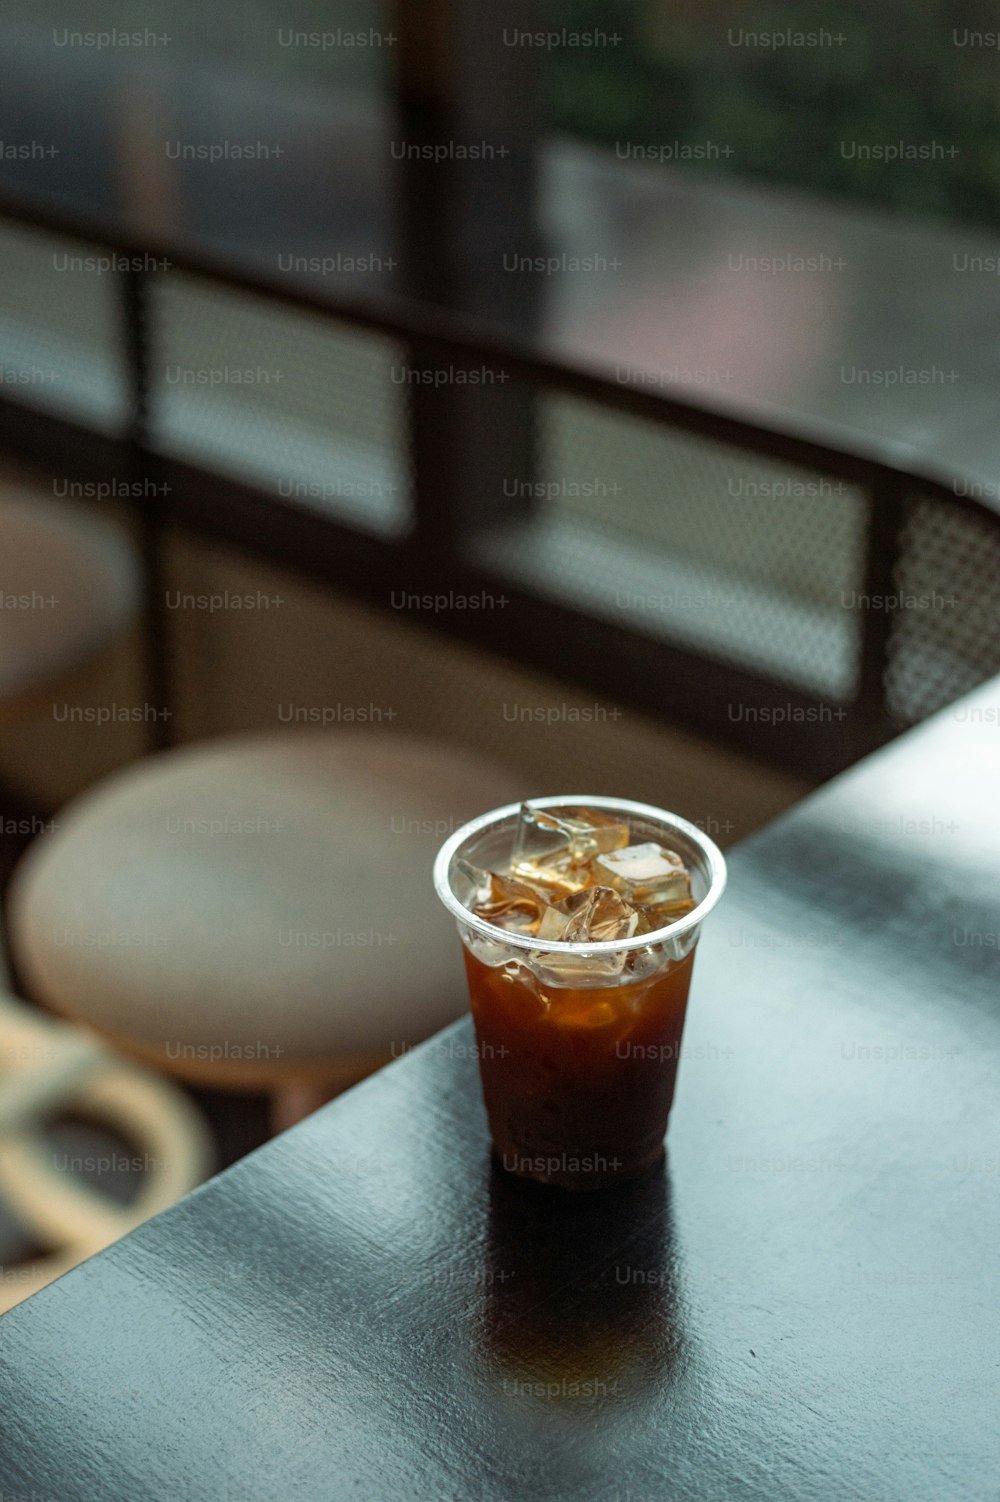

[0,494,139,716]
[7,732,521,1126]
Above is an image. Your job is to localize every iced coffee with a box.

[434,799,726,1191]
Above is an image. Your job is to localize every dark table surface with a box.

[2,682,999,1502]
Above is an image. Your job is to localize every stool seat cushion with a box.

[0,496,139,702]
[8,732,521,1068]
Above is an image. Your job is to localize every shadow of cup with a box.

[474,1153,686,1408]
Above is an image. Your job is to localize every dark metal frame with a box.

[0,187,993,779]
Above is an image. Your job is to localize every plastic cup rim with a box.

[433,795,728,955]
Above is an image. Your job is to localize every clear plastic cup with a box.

[434,797,727,1190]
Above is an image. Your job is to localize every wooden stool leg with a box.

[269,1079,333,1134]
[268,1056,389,1135]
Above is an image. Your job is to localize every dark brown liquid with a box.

[464,947,695,1191]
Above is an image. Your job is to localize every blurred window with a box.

[550,0,1000,229]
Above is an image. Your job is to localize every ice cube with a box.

[534,948,629,984]
[527,885,643,982]
[559,807,630,862]
[461,927,515,969]
[644,896,697,927]
[593,842,692,916]
[457,858,546,936]
[510,803,628,895]
[509,804,581,895]
[535,904,573,942]
[532,885,641,944]
[559,885,642,943]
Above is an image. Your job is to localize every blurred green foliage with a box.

[551,0,1000,227]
